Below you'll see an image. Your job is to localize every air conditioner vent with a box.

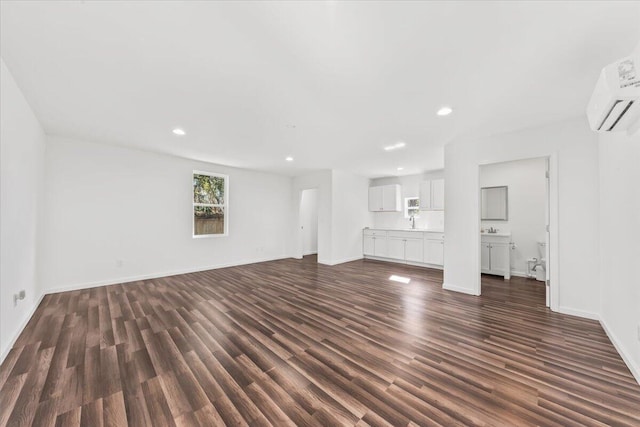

[597,100,635,131]
[587,53,640,133]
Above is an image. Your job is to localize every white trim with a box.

[557,306,600,320]
[324,255,363,266]
[443,282,480,296]
[43,255,290,295]
[476,153,559,309]
[599,316,640,386]
[363,255,443,270]
[548,153,559,312]
[302,251,318,256]
[0,293,46,364]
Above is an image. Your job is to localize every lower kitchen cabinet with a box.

[363,229,442,268]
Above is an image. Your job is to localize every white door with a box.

[405,239,424,262]
[431,179,445,210]
[363,236,375,256]
[545,158,551,307]
[481,243,491,272]
[387,238,405,260]
[300,189,318,255]
[368,187,383,211]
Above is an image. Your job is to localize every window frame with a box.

[404,196,420,219]
[192,170,229,238]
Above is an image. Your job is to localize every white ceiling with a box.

[1,1,639,177]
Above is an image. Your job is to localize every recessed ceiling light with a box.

[384,141,406,151]
[172,128,186,136]
[397,167,404,171]
[285,156,294,162]
[437,106,453,116]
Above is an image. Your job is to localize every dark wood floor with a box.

[1,256,639,426]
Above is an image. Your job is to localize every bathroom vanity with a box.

[481,232,511,279]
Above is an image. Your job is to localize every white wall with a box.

[41,136,293,292]
[480,157,547,277]
[331,170,373,264]
[370,171,445,231]
[300,189,318,255]
[0,58,46,360]
[444,117,600,319]
[598,130,640,384]
[292,170,372,265]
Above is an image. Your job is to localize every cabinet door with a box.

[373,236,387,257]
[481,243,491,272]
[431,179,445,210]
[387,238,405,260]
[382,185,401,212]
[368,187,383,211]
[490,243,509,276]
[419,181,432,210]
[424,239,444,265]
[363,236,375,256]
[405,239,424,263]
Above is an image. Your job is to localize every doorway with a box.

[300,189,319,258]
[478,156,552,308]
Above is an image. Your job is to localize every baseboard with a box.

[0,292,45,364]
[363,255,443,270]
[324,255,363,266]
[442,282,479,296]
[43,255,291,295]
[302,251,318,256]
[557,306,600,321]
[599,316,640,386]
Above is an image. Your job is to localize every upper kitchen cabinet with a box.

[368,184,401,212]
[420,179,444,210]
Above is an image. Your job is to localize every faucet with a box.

[410,216,416,229]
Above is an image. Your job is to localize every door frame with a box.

[477,154,559,312]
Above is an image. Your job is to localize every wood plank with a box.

[0,256,638,426]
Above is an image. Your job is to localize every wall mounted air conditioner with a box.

[587,53,640,133]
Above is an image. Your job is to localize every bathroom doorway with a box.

[478,156,552,308]
[300,188,319,259]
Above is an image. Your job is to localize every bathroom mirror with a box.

[481,186,508,220]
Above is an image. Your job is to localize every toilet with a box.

[536,241,546,282]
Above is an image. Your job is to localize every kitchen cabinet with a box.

[368,184,401,212]
[405,238,424,262]
[363,229,388,257]
[423,232,444,266]
[420,179,444,211]
[362,229,441,268]
[481,234,511,279]
[387,237,406,260]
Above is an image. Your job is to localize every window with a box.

[193,171,228,237]
[404,197,420,218]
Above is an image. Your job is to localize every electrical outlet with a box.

[116,259,123,268]
[13,290,26,306]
